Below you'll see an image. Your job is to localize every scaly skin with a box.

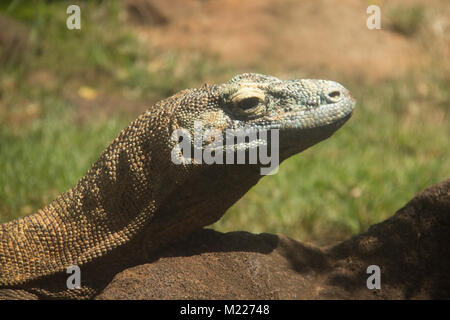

[0,73,356,299]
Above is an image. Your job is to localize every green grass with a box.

[0,1,448,245]
[388,4,426,37]
[0,0,220,102]
[0,101,129,222]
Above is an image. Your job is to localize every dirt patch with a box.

[96,179,450,299]
[125,0,446,82]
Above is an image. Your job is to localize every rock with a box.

[96,179,450,299]
[0,14,29,66]
[125,0,169,26]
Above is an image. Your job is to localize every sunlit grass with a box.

[0,100,128,222]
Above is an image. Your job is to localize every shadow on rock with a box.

[96,179,449,299]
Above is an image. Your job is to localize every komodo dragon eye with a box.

[229,87,266,117]
[237,97,260,110]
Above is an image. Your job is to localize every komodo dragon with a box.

[0,73,356,299]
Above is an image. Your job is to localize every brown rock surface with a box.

[96,179,450,299]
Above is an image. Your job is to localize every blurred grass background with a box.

[0,0,448,245]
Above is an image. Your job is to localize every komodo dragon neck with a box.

[0,73,356,299]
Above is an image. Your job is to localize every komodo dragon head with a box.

[152,73,356,239]
[0,73,355,299]
[168,73,355,162]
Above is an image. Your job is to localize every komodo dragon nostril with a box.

[327,90,341,100]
